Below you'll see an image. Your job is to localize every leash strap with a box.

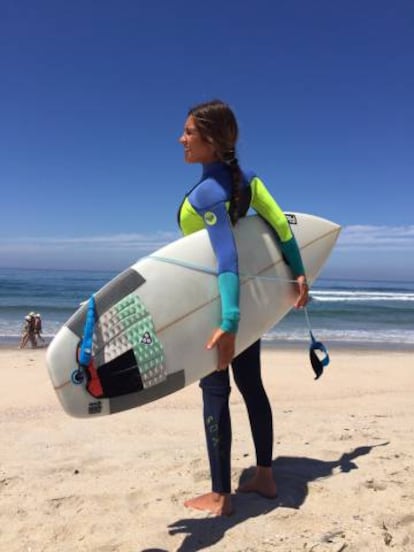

[79,294,96,367]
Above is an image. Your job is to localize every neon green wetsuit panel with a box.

[250,177,305,277]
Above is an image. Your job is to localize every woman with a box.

[178,100,309,515]
[19,313,37,349]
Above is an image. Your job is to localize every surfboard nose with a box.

[299,215,341,284]
[324,218,341,235]
[323,219,342,252]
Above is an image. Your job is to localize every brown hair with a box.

[188,99,243,225]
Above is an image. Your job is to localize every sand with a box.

[1,345,413,552]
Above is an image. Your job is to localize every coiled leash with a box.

[304,306,330,379]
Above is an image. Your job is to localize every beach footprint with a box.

[363,478,387,491]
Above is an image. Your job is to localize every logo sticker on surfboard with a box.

[285,213,297,225]
[141,331,152,345]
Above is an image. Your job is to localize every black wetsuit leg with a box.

[232,339,273,467]
[199,369,232,493]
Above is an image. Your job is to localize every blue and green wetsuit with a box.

[178,160,305,333]
[178,161,306,494]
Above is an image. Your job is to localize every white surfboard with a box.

[46,213,340,418]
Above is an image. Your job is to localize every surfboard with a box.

[46,213,340,418]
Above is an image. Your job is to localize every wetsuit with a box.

[178,161,305,493]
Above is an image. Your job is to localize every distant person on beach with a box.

[34,313,45,344]
[19,312,37,349]
[177,99,309,516]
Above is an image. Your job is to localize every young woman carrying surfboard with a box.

[178,99,309,516]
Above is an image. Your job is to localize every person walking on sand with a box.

[19,313,37,349]
[34,313,45,344]
[177,99,309,516]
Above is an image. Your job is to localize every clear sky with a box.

[1,0,413,280]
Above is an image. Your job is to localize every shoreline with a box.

[4,338,414,354]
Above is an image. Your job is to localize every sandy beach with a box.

[1,345,413,552]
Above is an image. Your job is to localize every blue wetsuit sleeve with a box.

[188,181,240,333]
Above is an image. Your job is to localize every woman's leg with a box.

[184,369,233,515]
[200,369,232,493]
[232,340,277,498]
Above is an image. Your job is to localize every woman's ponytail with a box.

[223,155,243,226]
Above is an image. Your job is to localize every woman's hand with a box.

[294,275,309,308]
[206,328,236,371]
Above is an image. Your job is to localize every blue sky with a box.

[1,0,413,280]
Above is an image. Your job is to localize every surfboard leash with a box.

[304,306,330,379]
[78,294,96,367]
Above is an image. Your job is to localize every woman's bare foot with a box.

[184,492,233,516]
[236,466,277,498]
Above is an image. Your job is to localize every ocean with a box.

[1,267,413,350]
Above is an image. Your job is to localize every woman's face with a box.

[179,116,217,164]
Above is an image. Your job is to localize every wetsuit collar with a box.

[202,161,227,178]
